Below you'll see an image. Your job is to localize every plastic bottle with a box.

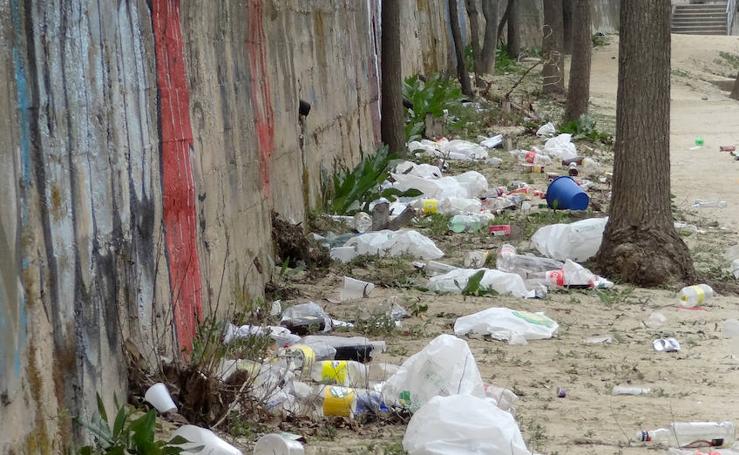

[612,386,650,396]
[678,284,714,307]
[636,421,735,448]
[309,360,369,387]
[693,200,727,208]
[509,149,553,165]
[496,244,565,275]
[448,214,485,233]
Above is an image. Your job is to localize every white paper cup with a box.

[173,425,243,455]
[144,383,177,413]
[340,276,374,301]
[253,433,305,455]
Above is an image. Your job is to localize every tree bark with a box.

[731,72,739,100]
[564,0,591,122]
[449,0,474,96]
[506,0,520,57]
[381,0,405,155]
[595,0,695,286]
[497,0,510,43]
[465,0,483,85]
[480,0,499,74]
[562,0,574,54]
[542,0,565,95]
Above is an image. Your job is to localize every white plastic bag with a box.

[480,134,504,149]
[402,395,530,455]
[428,268,534,298]
[437,197,483,215]
[394,161,443,179]
[452,171,489,198]
[543,133,577,160]
[531,217,607,262]
[536,122,556,138]
[382,334,484,411]
[454,307,559,344]
[392,173,469,199]
[343,230,444,260]
[441,140,489,160]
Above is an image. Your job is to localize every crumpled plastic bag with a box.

[223,323,300,347]
[454,307,559,344]
[394,160,443,179]
[453,171,489,197]
[382,334,484,411]
[480,134,503,148]
[408,138,489,161]
[562,259,614,288]
[402,395,530,455]
[428,268,535,298]
[531,217,607,262]
[343,230,444,260]
[536,121,556,138]
[543,133,577,160]
[392,173,469,199]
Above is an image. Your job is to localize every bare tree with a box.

[542,0,565,94]
[464,0,483,85]
[595,0,695,286]
[381,0,405,155]
[731,72,739,100]
[480,0,500,74]
[506,0,520,57]
[449,0,474,96]
[562,0,574,54]
[564,0,592,122]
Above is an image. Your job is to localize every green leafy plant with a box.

[559,114,613,144]
[329,145,422,215]
[592,33,609,47]
[403,74,464,140]
[460,270,497,297]
[78,394,193,454]
[495,46,518,73]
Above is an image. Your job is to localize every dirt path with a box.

[283,35,739,455]
[590,34,739,230]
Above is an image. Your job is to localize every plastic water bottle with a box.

[678,284,714,307]
[299,385,387,418]
[693,200,727,208]
[496,244,564,275]
[509,149,552,165]
[448,214,485,233]
[636,421,735,448]
[612,386,650,396]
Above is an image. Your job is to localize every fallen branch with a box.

[504,61,542,99]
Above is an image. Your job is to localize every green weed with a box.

[403,74,464,140]
[559,114,613,144]
[592,33,609,47]
[328,145,421,215]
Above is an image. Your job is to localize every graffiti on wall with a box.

[152,0,203,353]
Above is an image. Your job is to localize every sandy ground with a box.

[243,35,739,455]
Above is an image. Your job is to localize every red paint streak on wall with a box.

[247,0,275,194]
[152,0,202,353]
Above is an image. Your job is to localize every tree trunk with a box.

[564,0,591,122]
[562,0,574,54]
[731,72,739,100]
[381,0,405,155]
[480,0,499,74]
[506,0,520,57]
[497,0,511,44]
[465,0,483,85]
[542,0,565,95]
[449,0,474,96]
[594,0,695,286]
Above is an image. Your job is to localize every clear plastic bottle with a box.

[509,149,553,165]
[297,385,388,418]
[693,200,728,209]
[678,284,714,307]
[496,244,564,275]
[636,421,735,448]
[448,214,485,233]
[612,386,650,396]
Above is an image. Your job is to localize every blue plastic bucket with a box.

[545,176,589,210]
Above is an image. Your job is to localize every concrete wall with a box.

[0,0,621,451]
[0,0,454,451]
